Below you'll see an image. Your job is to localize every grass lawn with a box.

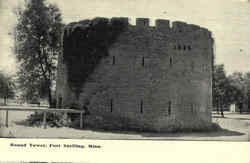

[0,110,249,141]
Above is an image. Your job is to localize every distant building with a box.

[56,17,215,132]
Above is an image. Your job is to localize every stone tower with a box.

[56,17,214,132]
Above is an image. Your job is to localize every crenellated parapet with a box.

[155,19,170,31]
[132,18,212,38]
[132,18,211,38]
[172,21,189,32]
[63,17,212,43]
[110,17,129,26]
[136,18,150,27]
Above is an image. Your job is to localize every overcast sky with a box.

[0,0,250,75]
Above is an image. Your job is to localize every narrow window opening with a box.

[183,45,186,50]
[112,56,115,65]
[170,57,173,67]
[191,103,194,113]
[140,100,143,113]
[168,101,171,115]
[188,45,191,50]
[142,57,145,67]
[110,99,113,112]
[178,45,181,50]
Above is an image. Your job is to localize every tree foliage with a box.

[0,71,15,104]
[14,0,63,106]
[227,72,245,112]
[243,72,250,111]
[213,64,228,117]
[213,64,250,115]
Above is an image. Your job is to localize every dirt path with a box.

[0,111,249,141]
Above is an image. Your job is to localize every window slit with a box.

[170,57,173,67]
[168,101,171,115]
[110,99,113,112]
[112,56,115,65]
[191,103,194,113]
[140,100,143,113]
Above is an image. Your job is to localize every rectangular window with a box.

[140,100,143,113]
[142,57,145,67]
[112,56,115,65]
[168,101,171,115]
[110,99,113,112]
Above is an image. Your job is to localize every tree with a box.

[0,71,15,105]
[228,72,245,113]
[14,0,63,106]
[243,72,250,112]
[213,64,229,117]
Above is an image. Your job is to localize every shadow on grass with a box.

[15,120,30,126]
[139,128,245,138]
[71,121,246,139]
[13,118,246,140]
[79,127,245,138]
[231,118,250,121]
[213,116,250,121]
[212,115,227,118]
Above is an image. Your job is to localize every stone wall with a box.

[56,17,214,132]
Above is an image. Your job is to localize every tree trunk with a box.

[4,96,7,105]
[220,102,224,118]
[248,98,250,112]
[239,103,242,114]
[216,103,219,114]
[48,84,52,108]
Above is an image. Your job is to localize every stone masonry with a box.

[56,17,215,132]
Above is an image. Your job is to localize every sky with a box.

[0,0,250,75]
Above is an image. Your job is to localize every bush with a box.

[26,112,72,127]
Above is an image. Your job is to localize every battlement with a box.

[172,21,189,32]
[136,18,150,27]
[110,17,129,26]
[188,24,201,31]
[199,27,212,37]
[155,19,170,30]
[64,17,212,38]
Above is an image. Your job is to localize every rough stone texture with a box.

[56,17,215,132]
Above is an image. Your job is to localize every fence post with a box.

[43,112,47,129]
[5,110,8,127]
[64,112,68,119]
[80,112,83,129]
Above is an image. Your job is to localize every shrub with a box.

[26,112,72,127]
